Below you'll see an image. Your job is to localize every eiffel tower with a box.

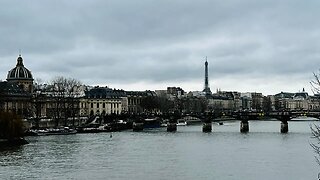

[203,57,212,95]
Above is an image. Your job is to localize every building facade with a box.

[79,87,124,117]
[0,81,32,118]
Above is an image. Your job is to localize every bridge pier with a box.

[240,120,249,133]
[167,122,177,132]
[132,122,144,132]
[202,122,212,132]
[277,113,290,133]
[280,121,288,133]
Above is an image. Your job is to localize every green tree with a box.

[0,111,24,141]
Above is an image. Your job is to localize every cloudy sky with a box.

[1,0,319,95]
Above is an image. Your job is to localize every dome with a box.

[7,55,33,80]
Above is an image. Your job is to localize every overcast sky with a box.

[1,0,319,95]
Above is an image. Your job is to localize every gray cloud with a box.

[1,0,320,95]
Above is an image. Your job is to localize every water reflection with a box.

[0,145,26,168]
[0,144,24,154]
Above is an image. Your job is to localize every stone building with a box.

[0,81,32,118]
[79,87,125,116]
[208,95,233,112]
[309,94,320,110]
[251,92,264,111]
[274,90,310,111]
[167,87,185,99]
[126,90,156,114]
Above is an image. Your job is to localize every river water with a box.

[0,121,319,180]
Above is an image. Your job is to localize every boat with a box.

[98,124,111,132]
[177,119,187,126]
[184,116,202,125]
[76,123,103,133]
[144,118,161,128]
[160,123,168,127]
[160,119,169,127]
[291,116,319,121]
[28,127,77,136]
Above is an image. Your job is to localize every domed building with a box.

[0,54,33,119]
[7,54,34,93]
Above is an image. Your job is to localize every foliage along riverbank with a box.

[0,111,28,146]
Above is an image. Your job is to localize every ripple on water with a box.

[0,121,318,180]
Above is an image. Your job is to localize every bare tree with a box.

[311,71,320,95]
[310,71,320,167]
[50,76,82,127]
[311,124,320,166]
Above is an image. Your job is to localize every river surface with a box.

[0,120,319,180]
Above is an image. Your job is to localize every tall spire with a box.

[203,56,212,95]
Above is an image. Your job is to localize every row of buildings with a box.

[1,55,320,127]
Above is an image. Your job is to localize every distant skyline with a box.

[1,0,319,95]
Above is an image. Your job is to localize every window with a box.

[103,103,105,108]
[91,103,93,108]
[97,103,99,108]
